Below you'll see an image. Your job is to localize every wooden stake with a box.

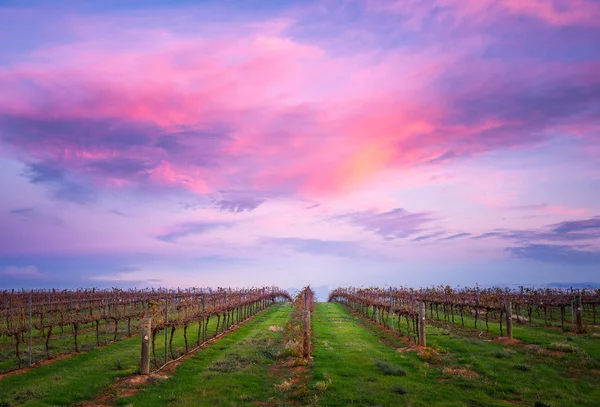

[302,290,311,358]
[575,294,584,333]
[418,302,426,347]
[140,317,152,375]
[29,290,33,367]
[505,300,513,339]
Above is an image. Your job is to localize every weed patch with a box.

[274,380,293,392]
[208,354,257,373]
[492,350,512,359]
[375,360,407,376]
[442,366,480,379]
[14,388,46,403]
[391,384,409,395]
[417,347,444,364]
[547,342,578,353]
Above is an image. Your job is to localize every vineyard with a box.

[0,287,291,373]
[329,285,600,342]
[0,284,599,407]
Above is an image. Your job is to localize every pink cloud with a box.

[0,6,599,203]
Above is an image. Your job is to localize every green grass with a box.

[311,302,600,407]
[0,318,150,373]
[1,302,599,407]
[118,303,292,406]
[0,333,141,406]
[0,308,266,406]
[426,309,600,359]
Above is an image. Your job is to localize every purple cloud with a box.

[411,231,446,242]
[212,193,265,214]
[437,232,471,241]
[10,207,34,217]
[156,221,230,243]
[473,217,600,243]
[23,161,96,204]
[506,244,600,265]
[334,208,434,239]
[551,217,600,234]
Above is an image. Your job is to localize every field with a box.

[1,294,599,407]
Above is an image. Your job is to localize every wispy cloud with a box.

[506,244,600,265]
[472,216,600,242]
[333,208,434,240]
[411,231,446,242]
[437,232,471,241]
[10,207,35,217]
[0,265,45,278]
[22,161,96,204]
[156,221,230,243]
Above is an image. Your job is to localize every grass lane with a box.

[118,303,291,407]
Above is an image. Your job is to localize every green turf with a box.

[2,302,599,407]
[426,310,600,359]
[0,319,139,373]
[0,308,260,406]
[311,302,600,407]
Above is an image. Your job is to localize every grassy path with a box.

[117,303,292,406]
[312,302,600,407]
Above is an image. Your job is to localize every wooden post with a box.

[9,289,13,330]
[505,300,513,339]
[389,287,394,331]
[140,317,152,375]
[571,299,575,331]
[302,290,311,358]
[418,302,426,347]
[29,290,33,367]
[105,292,109,345]
[164,298,169,364]
[575,294,584,333]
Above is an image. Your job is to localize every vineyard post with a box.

[9,288,13,330]
[519,285,524,322]
[164,297,169,364]
[475,284,480,329]
[105,292,109,345]
[418,302,426,346]
[571,299,575,331]
[389,287,394,331]
[575,294,584,333]
[505,299,513,339]
[29,290,33,366]
[302,290,311,358]
[140,317,151,375]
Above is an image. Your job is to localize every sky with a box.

[0,0,599,290]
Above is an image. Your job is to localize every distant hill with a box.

[545,282,600,289]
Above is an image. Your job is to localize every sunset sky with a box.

[1,0,599,289]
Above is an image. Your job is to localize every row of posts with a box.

[503,294,584,339]
[389,288,426,346]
